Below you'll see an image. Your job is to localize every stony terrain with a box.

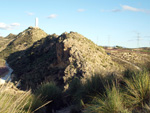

[1,27,150,91]
[105,48,150,70]
[6,31,121,90]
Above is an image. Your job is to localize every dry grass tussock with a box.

[0,82,51,113]
[83,71,150,113]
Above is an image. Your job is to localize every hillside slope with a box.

[0,27,48,58]
[0,33,16,52]
[105,48,150,70]
[7,32,121,89]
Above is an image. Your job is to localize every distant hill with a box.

[0,33,16,52]
[0,27,48,58]
[5,33,16,39]
[7,31,121,89]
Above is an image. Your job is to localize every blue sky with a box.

[0,0,150,48]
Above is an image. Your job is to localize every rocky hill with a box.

[0,33,16,52]
[7,31,121,90]
[0,27,48,58]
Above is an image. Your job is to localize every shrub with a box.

[81,75,106,103]
[66,78,83,104]
[35,82,62,101]
[66,74,112,108]
[35,82,62,112]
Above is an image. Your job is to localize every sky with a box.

[0,0,150,48]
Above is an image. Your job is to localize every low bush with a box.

[35,82,62,101]
[66,74,116,111]
[34,82,62,112]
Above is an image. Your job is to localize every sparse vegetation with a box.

[6,31,120,90]
[0,27,47,59]
[0,34,16,52]
[0,82,49,113]
[84,83,129,113]
[83,70,150,113]
[1,27,150,113]
[35,82,63,112]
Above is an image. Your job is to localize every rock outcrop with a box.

[7,31,120,90]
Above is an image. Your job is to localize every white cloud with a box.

[77,9,85,12]
[0,22,20,30]
[26,12,34,16]
[0,23,11,30]
[101,5,150,14]
[112,9,121,12]
[100,9,121,13]
[11,23,20,26]
[48,14,58,19]
[121,5,146,12]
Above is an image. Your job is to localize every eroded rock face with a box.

[7,32,120,90]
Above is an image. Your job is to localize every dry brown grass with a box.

[0,82,51,113]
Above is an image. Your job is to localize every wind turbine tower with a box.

[35,17,38,28]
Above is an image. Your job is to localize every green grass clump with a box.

[123,71,150,111]
[83,70,150,113]
[35,82,62,101]
[66,74,111,112]
[67,74,117,106]
[35,82,62,112]
[84,83,129,113]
